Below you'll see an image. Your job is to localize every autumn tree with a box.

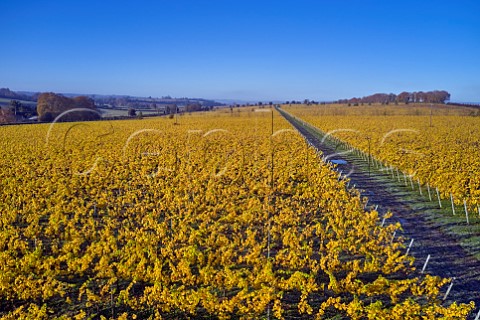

[397,91,410,103]
[0,106,15,123]
[185,103,202,112]
[128,108,136,117]
[9,100,21,116]
[37,93,100,122]
[8,100,36,118]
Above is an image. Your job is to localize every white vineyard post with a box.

[421,254,431,274]
[417,178,422,196]
[475,309,480,320]
[464,200,469,225]
[391,231,396,243]
[450,193,456,215]
[436,188,442,208]
[404,173,408,186]
[475,308,480,320]
[442,277,455,301]
[381,216,386,227]
[427,183,432,201]
[406,238,414,256]
[409,175,414,190]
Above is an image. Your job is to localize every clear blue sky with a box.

[1,1,479,102]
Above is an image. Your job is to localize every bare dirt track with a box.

[280,109,480,318]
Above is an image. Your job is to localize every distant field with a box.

[0,97,36,107]
[97,107,162,118]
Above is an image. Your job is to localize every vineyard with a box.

[0,109,474,319]
[283,104,480,209]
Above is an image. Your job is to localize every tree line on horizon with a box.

[336,90,450,105]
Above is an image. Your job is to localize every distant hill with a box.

[0,88,37,101]
[0,88,224,109]
[91,95,223,109]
